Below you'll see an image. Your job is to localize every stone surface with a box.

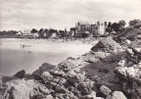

[4,79,47,99]
[100,85,112,96]
[91,37,123,53]
[109,91,127,99]
[0,37,132,99]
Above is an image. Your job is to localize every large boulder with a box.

[58,57,88,72]
[91,37,123,54]
[115,62,141,83]
[79,91,96,99]
[33,63,55,76]
[100,85,112,96]
[13,70,26,79]
[106,91,127,99]
[115,63,141,99]
[3,79,50,99]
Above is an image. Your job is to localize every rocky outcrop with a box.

[1,37,140,99]
[33,63,55,76]
[1,79,47,99]
[91,37,124,53]
[100,85,112,96]
[114,46,141,99]
[115,62,141,99]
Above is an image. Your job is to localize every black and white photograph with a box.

[0,0,141,99]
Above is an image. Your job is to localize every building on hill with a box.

[74,22,97,38]
[72,21,108,38]
[16,30,37,39]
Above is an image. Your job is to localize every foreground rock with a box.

[1,37,138,99]
[115,62,141,99]
[100,85,112,96]
[106,91,127,99]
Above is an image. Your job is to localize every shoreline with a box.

[0,37,141,99]
[0,38,96,75]
[0,38,96,53]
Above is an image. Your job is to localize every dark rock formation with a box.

[33,63,55,76]
[13,69,26,79]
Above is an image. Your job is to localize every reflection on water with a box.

[0,39,92,75]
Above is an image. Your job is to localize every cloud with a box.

[0,0,141,30]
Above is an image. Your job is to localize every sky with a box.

[0,0,141,30]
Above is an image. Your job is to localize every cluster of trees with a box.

[105,20,126,33]
[30,28,69,39]
[0,19,141,39]
[23,19,141,40]
[114,19,141,42]
[0,30,18,36]
[106,19,141,33]
[129,19,141,28]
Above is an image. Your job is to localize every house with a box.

[19,30,35,39]
[97,21,108,35]
[33,33,39,38]
[16,31,23,37]
[73,21,107,38]
[74,22,92,38]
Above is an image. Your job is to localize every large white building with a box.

[97,22,107,35]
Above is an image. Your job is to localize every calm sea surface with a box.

[0,38,92,75]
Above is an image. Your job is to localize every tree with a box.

[31,28,38,33]
[111,20,126,33]
[106,22,112,33]
[129,19,141,27]
[118,20,126,28]
[111,22,121,33]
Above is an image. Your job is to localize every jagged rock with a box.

[100,85,112,96]
[67,86,81,97]
[55,92,78,99]
[0,76,2,88]
[58,57,77,72]
[13,70,26,79]
[50,69,65,77]
[41,71,53,82]
[43,95,54,99]
[81,56,122,91]
[38,84,50,95]
[82,52,100,63]
[58,57,88,72]
[55,86,67,93]
[91,37,123,53]
[66,70,86,85]
[33,63,55,76]
[77,81,93,95]
[115,65,141,82]
[3,79,49,99]
[95,97,104,99]
[80,91,96,99]
[106,91,127,99]
[114,61,141,99]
